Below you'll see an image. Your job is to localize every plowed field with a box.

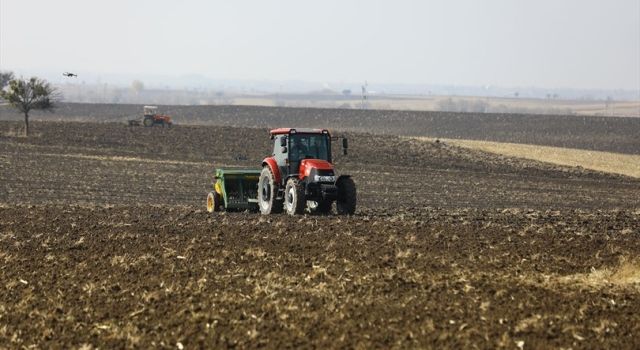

[1,120,639,349]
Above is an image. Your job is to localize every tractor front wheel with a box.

[284,178,306,216]
[258,167,283,215]
[336,177,357,215]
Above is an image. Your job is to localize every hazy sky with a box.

[1,0,639,90]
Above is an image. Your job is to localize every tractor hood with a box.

[299,159,335,179]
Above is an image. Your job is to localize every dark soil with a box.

[1,206,638,349]
[0,120,639,349]
[1,121,637,210]
[1,103,639,154]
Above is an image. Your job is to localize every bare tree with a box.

[0,76,57,136]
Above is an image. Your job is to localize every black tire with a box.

[258,167,283,215]
[284,178,306,216]
[143,117,154,127]
[308,200,332,214]
[336,177,356,215]
[207,191,223,212]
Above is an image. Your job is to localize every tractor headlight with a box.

[314,175,336,183]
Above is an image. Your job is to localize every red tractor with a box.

[258,128,356,215]
[142,105,172,127]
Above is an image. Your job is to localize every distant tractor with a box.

[142,105,172,127]
[206,128,356,216]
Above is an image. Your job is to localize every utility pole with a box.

[361,81,368,110]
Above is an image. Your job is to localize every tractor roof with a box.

[270,128,329,135]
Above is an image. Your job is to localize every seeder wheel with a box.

[206,191,222,213]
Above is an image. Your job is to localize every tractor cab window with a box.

[144,106,157,116]
[289,134,330,162]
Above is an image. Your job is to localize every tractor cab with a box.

[286,132,331,164]
[258,128,356,216]
[143,105,158,117]
[271,128,333,180]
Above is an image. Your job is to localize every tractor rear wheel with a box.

[258,167,283,214]
[336,177,357,215]
[143,117,154,127]
[206,191,222,212]
[284,178,306,216]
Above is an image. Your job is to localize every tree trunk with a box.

[24,112,29,137]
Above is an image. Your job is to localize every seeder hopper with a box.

[206,168,261,212]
